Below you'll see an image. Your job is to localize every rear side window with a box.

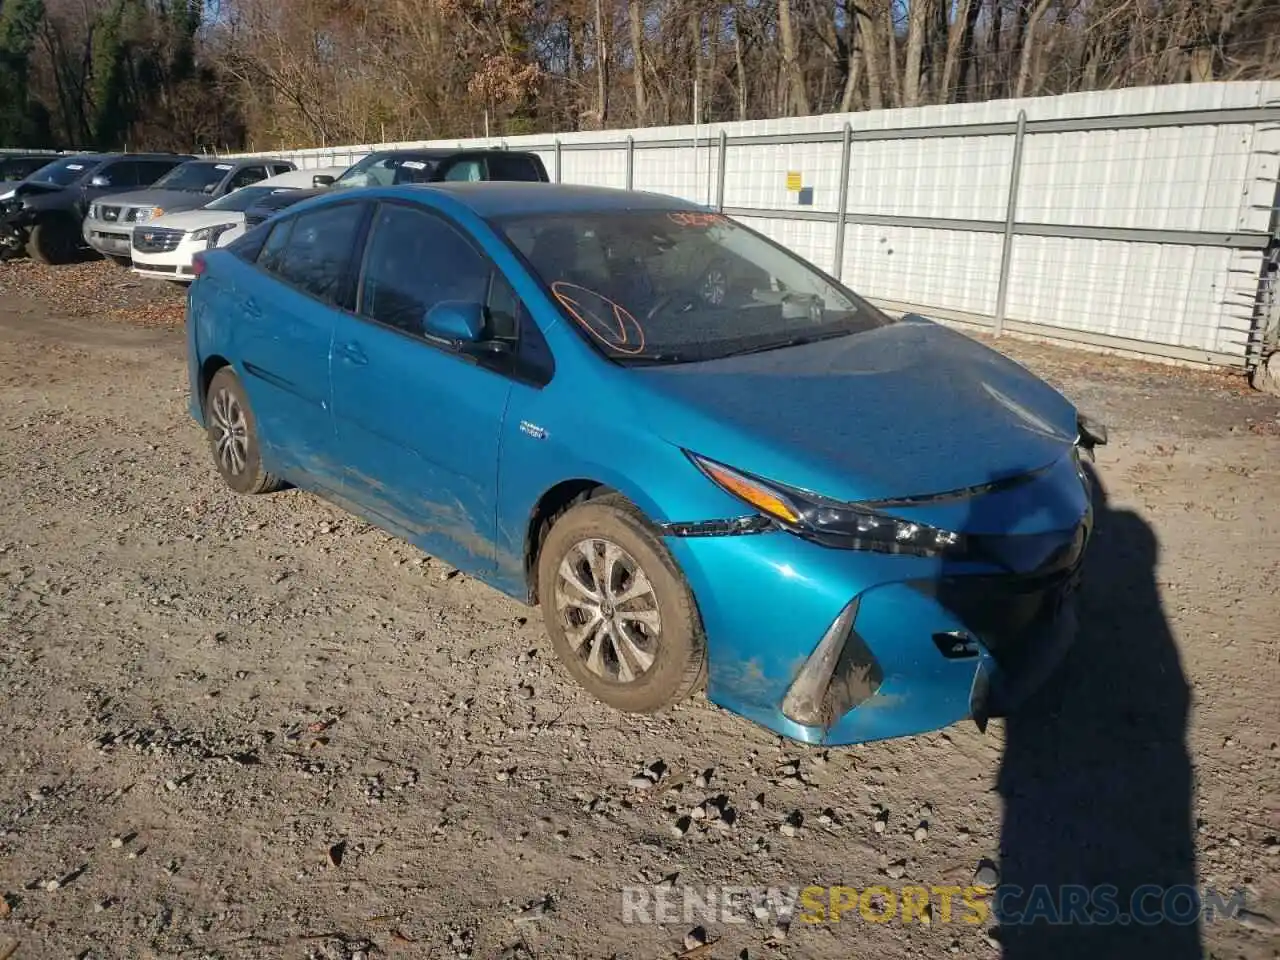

[258,219,294,274]
[486,154,545,182]
[273,203,365,304]
[228,166,268,190]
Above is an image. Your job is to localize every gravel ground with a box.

[0,261,1278,960]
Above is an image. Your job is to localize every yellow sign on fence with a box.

[785,171,802,191]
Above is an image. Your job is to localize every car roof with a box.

[187,156,291,167]
[373,148,541,160]
[389,182,699,218]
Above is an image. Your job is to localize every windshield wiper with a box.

[615,351,704,366]
[717,329,851,359]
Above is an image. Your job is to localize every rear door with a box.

[231,200,369,492]
[329,200,521,572]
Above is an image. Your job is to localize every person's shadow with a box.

[994,461,1199,958]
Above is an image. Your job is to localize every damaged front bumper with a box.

[663,452,1091,746]
[0,218,26,259]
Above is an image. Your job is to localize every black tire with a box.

[537,494,707,712]
[26,217,79,265]
[204,367,284,495]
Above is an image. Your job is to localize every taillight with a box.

[191,252,206,277]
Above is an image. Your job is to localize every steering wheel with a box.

[644,259,729,321]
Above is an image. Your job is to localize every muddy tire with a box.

[204,367,284,495]
[26,218,79,265]
[537,494,706,712]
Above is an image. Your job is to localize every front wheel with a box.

[204,367,284,495]
[537,495,707,713]
[26,218,79,265]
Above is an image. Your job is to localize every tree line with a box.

[1,0,1278,154]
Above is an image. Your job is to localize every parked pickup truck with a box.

[83,157,295,264]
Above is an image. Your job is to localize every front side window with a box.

[272,203,365,303]
[154,161,231,193]
[27,156,102,187]
[359,203,490,334]
[500,210,892,364]
[443,159,484,182]
[334,154,438,189]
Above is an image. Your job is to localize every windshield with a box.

[1,156,53,181]
[206,186,291,212]
[500,210,892,364]
[27,156,101,187]
[154,161,229,193]
[334,154,438,188]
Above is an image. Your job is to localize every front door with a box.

[329,201,515,573]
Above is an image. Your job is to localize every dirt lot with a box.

[0,262,1278,960]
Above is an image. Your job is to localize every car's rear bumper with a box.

[665,477,1089,746]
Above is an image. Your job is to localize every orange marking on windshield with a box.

[667,211,727,228]
[551,281,647,355]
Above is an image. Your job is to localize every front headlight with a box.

[189,223,236,246]
[88,203,99,219]
[689,454,967,557]
[133,207,164,223]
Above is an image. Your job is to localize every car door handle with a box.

[243,297,262,320]
[337,341,368,365]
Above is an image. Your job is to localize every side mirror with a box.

[312,174,335,188]
[88,174,111,188]
[423,300,485,346]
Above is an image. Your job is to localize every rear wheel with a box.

[537,495,706,712]
[204,367,284,495]
[26,218,79,265]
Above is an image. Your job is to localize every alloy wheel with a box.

[554,537,662,683]
[210,387,249,476]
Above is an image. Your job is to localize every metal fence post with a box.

[626,136,635,191]
[716,129,728,212]
[554,139,562,183]
[994,110,1028,338]
[832,122,853,279]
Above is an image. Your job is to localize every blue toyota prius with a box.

[185,182,1105,746]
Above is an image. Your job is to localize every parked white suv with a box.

[130,167,339,282]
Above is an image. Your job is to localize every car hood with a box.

[149,208,246,231]
[6,180,65,198]
[98,189,212,211]
[629,317,1079,503]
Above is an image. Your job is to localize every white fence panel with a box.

[229,80,1280,367]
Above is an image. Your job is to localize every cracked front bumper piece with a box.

[663,478,1089,745]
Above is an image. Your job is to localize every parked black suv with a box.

[0,152,193,263]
